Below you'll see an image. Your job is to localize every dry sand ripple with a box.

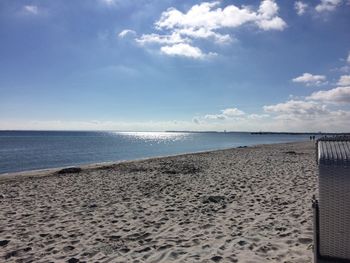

[0,142,317,262]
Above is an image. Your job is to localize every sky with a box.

[0,0,350,132]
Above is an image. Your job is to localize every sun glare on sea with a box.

[115,131,189,142]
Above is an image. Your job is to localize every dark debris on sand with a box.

[57,167,82,175]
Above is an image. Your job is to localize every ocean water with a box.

[0,131,313,174]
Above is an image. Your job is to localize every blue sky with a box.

[0,0,350,132]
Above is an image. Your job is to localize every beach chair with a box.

[313,136,350,263]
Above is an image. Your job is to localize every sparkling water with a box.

[0,131,312,174]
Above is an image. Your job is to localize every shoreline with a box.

[0,141,307,181]
[0,141,316,262]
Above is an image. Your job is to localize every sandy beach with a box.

[0,142,317,263]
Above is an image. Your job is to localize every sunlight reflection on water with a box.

[0,131,312,174]
[115,131,189,142]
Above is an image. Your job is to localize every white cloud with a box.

[194,100,350,132]
[136,33,188,45]
[255,16,286,31]
[248,114,270,120]
[155,2,219,30]
[155,0,286,32]
[292,73,327,86]
[118,29,136,38]
[315,0,342,12]
[160,43,212,59]
[222,108,245,117]
[133,0,286,58]
[23,5,39,15]
[307,86,350,104]
[262,98,350,131]
[263,100,328,117]
[258,0,279,18]
[264,109,350,132]
[136,29,231,46]
[294,1,308,15]
[203,107,245,121]
[205,114,227,120]
[177,28,232,44]
[337,75,350,86]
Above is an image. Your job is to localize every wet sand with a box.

[0,142,317,263]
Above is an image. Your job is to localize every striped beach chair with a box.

[313,136,350,263]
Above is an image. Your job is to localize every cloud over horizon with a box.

[307,86,350,104]
[264,100,328,117]
[204,107,245,120]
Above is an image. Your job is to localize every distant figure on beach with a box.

[313,135,315,141]
[310,136,312,141]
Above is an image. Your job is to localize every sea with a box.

[0,131,314,174]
